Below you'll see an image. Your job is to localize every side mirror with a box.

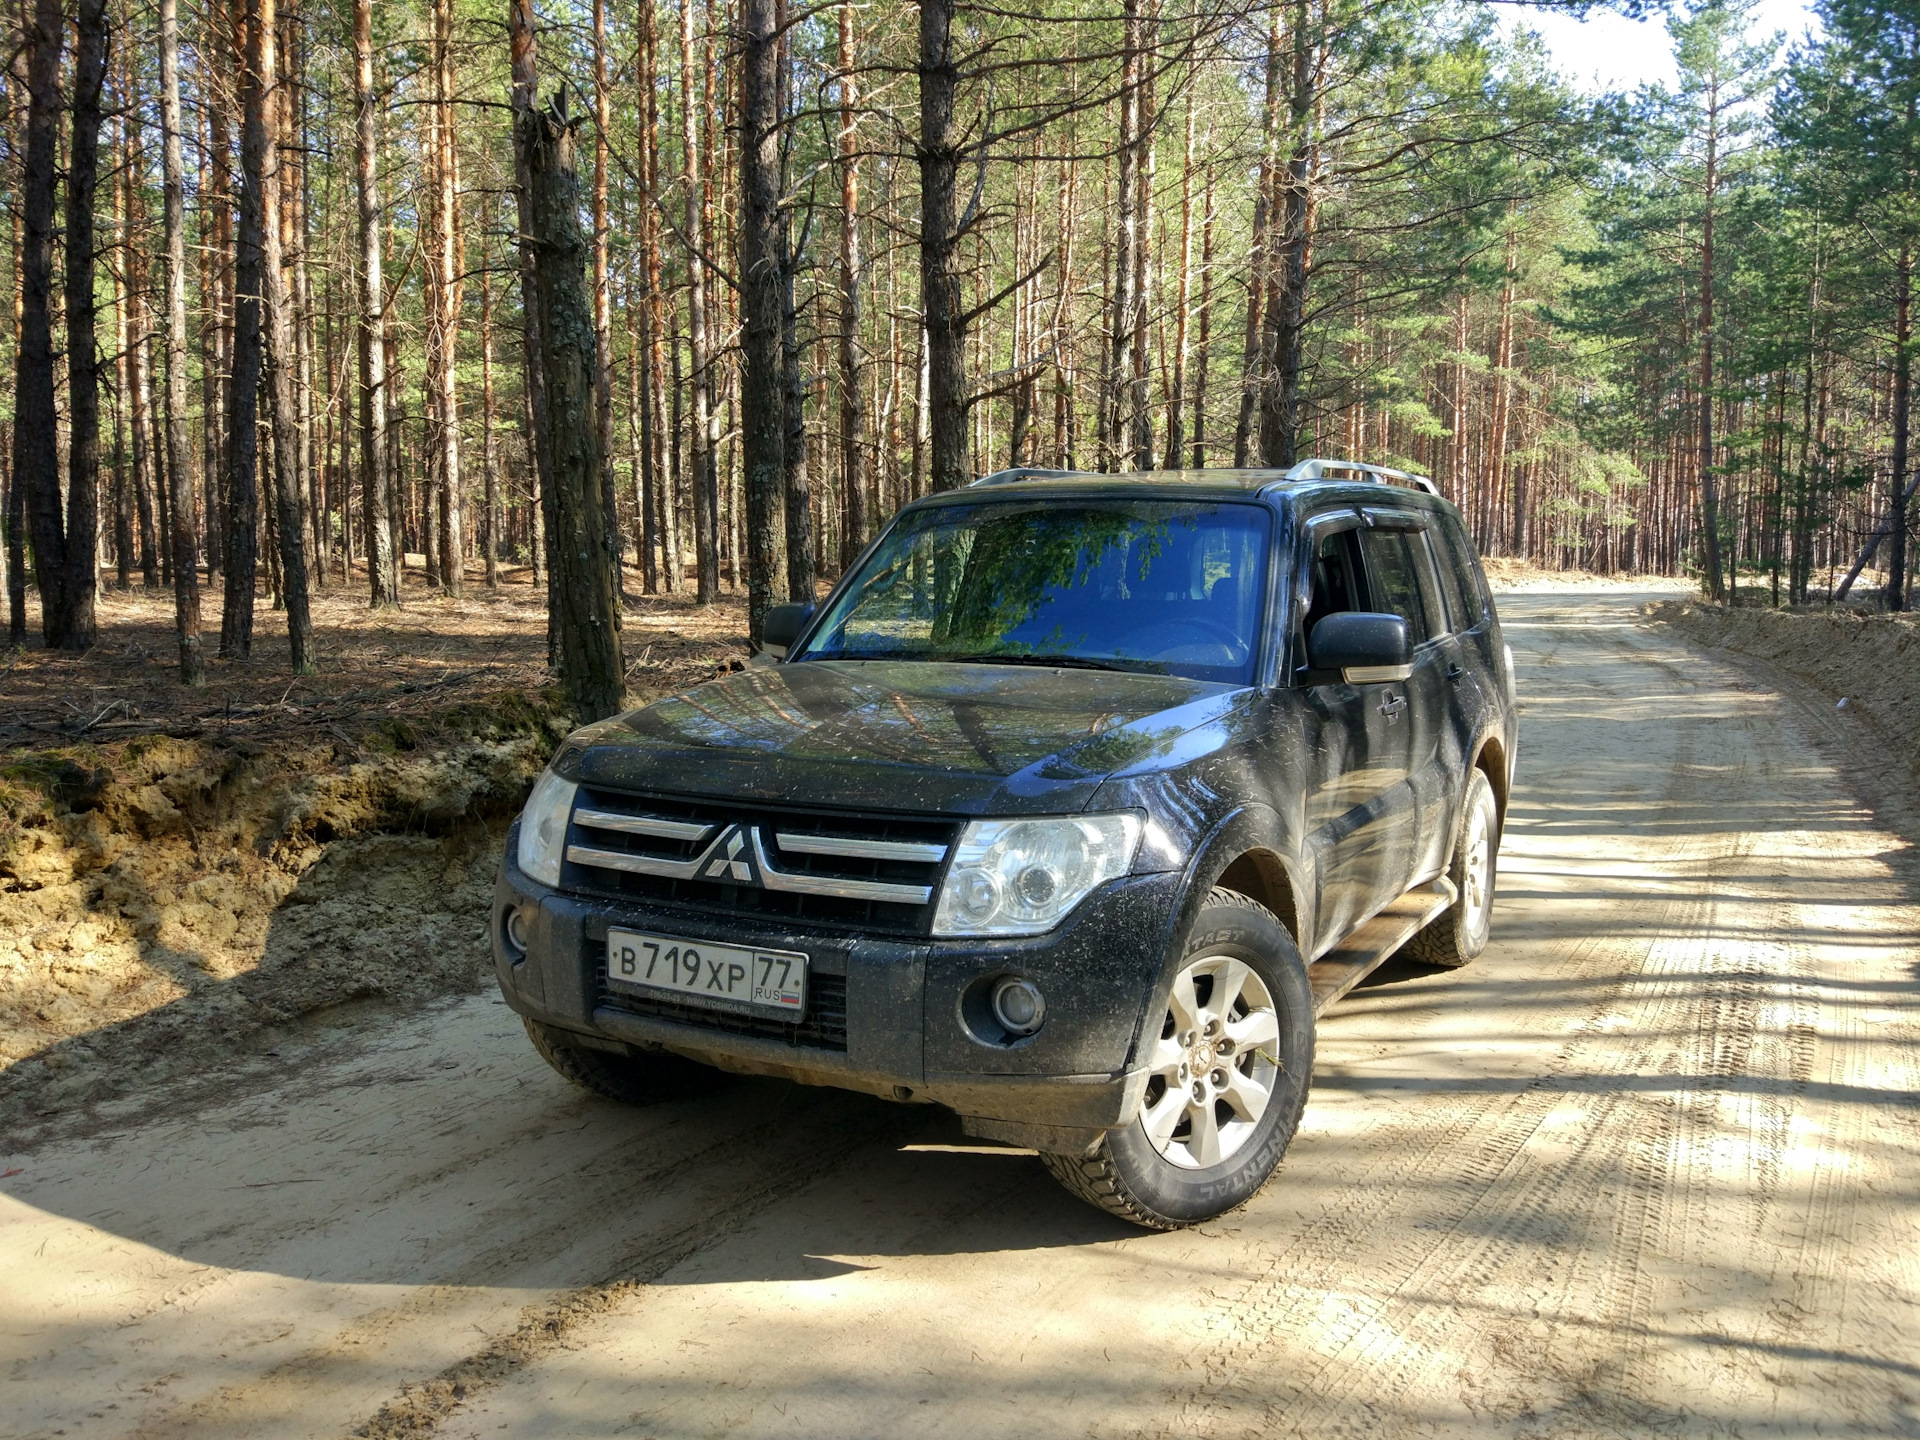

[760,602,815,659]
[1308,612,1412,683]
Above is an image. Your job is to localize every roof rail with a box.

[970,467,1089,486]
[1284,458,1441,498]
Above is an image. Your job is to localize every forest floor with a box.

[0,559,752,755]
[2,579,1916,1439]
[0,562,752,1148]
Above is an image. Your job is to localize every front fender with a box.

[1111,803,1308,1120]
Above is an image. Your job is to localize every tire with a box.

[1041,888,1314,1230]
[523,1017,716,1104]
[1406,767,1499,968]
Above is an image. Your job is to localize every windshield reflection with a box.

[797,500,1270,685]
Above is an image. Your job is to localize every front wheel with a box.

[1041,889,1314,1230]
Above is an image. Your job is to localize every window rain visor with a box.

[794,499,1271,685]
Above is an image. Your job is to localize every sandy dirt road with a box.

[3,589,1917,1440]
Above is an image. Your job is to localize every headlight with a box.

[933,814,1143,937]
[515,769,578,887]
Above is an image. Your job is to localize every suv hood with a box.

[567,659,1250,815]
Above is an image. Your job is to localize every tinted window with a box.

[1439,515,1490,628]
[1431,517,1483,630]
[1360,529,1430,642]
[1302,527,1362,634]
[799,499,1271,685]
[1411,531,1450,638]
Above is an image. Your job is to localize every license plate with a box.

[604,928,808,1016]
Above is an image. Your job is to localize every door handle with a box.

[1379,692,1406,719]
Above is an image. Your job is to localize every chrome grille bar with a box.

[566,843,707,880]
[747,830,933,905]
[574,808,714,842]
[773,832,948,864]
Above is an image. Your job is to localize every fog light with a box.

[990,976,1046,1036]
[504,905,531,952]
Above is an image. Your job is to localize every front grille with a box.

[592,939,849,1051]
[564,789,956,936]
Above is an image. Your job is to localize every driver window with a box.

[1302,527,1363,639]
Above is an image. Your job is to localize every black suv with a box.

[494,462,1516,1229]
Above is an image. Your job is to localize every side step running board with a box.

[1306,878,1456,1018]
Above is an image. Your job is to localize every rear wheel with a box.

[1041,889,1313,1230]
[523,1017,715,1104]
[1407,768,1498,968]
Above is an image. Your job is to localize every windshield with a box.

[795,499,1271,685]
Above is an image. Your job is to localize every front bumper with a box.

[493,822,1184,1144]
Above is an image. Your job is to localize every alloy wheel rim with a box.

[1139,953,1280,1170]
[1463,802,1492,927]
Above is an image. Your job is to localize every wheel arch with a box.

[1125,805,1307,1076]
[1213,847,1304,947]
[1470,731,1511,830]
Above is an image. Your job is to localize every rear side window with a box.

[1360,529,1431,642]
[1434,515,1489,629]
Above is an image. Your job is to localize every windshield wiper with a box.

[945,652,1137,672]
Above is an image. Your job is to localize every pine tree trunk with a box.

[1105,0,1141,472]
[1263,0,1315,468]
[1234,6,1283,467]
[1490,219,1516,556]
[205,13,235,584]
[523,364,545,588]
[481,246,501,589]
[159,0,204,680]
[919,0,968,492]
[509,0,553,603]
[59,0,110,647]
[740,0,785,641]
[1191,162,1215,468]
[3,182,18,642]
[682,0,719,599]
[1449,290,1469,504]
[636,0,669,593]
[286,4,320,586]
[151,345,174,591]
[515,85,626,721]
[2,170,16,641]
[129,247,161,591]
[836,2,868,556]
[1887,242,1912,611]
[1053,154,1077,469]
[1164,100,1196,470]
[770,5,810,598]
[13,0,67,644]
[632,204,658,596]
[431,0,464,597]
[246,0,314,669]
[227,0,264,656]
[665,309,683,587]
[1129,9,1157,472]
[112,217,135,591]
[354,0,398,605]
[1696,80,1727,601]
[591,0,621,598]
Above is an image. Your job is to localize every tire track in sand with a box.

[1154,595,1920,1438]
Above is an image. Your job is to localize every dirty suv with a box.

[493,461,1516,1229]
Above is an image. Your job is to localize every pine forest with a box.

[0,0,1915,718]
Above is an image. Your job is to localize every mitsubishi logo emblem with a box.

[700,825,759,885]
